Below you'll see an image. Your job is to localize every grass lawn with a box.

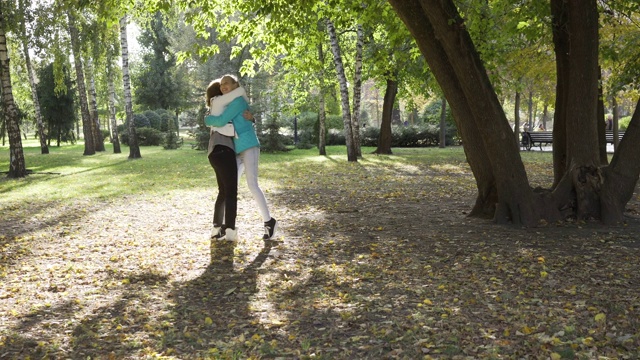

[1,140,639,359]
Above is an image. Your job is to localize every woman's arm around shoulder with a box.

[204,96,249,127]
[209,87,249,116]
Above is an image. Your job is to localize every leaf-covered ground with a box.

[1,149,639,359]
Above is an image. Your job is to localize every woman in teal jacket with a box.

[204,75,278,240]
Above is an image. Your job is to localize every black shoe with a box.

[263,218,277,240]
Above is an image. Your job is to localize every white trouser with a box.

[237,146,271,222]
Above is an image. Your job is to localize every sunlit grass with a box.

[1,140,555,206]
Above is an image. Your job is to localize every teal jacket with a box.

[204,96,260,154]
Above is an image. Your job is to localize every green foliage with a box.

[259,118,289,153]
[36,63,76,145]
[119,127,164,146]
[360,124,458,148]
[421,99,455,127]
[133,113,150,128]
[619,116,632,130]
[163,131,182,149]
[156,108,177,132]
[133,11,188,111]
[143,110,163,130]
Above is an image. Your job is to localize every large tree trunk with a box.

[550,0,570,187]
[87,59,105,151]
[107,65,121,154]
[373,77,396,155]
[18,0,48,155]
[390,0,536,225]
[551,0,601,220]
[0,8,26,178]
[120,15,141,159]
[326,18,357,162]
[601,97,640,224]
[67,11,96,156]
[352,24,364,158]
[317,43,326,156]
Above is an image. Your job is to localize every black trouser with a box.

[208,145,238,229]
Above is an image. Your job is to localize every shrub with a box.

[163,131,182,150]
[354,124,459,147]
[259,119,289,153]
[143,110,162,130]
[188,126,210,151]
[119,127,163,146]
[133,113,150,128]
[101,129,111,143]
[155,109,177,132]
[619,116,632,130]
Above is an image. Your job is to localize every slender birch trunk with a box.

[351,24,364,158]
[317,43,326,156]
[86,59,105,151]
[67,11,95,155]
[107,64,121,153]
[18,0,47,154]
[120,15,141,159]
[326,18,356,162]
[0,7,26,177]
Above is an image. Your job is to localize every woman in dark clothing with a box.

[206,80,238,241]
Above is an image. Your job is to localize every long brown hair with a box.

[205,79,222,107]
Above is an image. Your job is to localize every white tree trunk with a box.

[107,64,121,153]
[352,24,364,157]
[67,10,95,155]
[0,8,26,177]
[120,15,141,159]
[86,59,105,151]
[317,43,326,155]
[326,18,357,162]
[18,0,48,154]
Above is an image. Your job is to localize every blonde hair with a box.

[220,74,240,90]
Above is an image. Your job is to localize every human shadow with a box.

[1,271,171,359]
[160,238,275,356]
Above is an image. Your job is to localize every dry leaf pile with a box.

[1,154,639,359]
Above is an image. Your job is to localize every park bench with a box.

[521,131,553,151]
[521,130,626,151]
[605,131,625,145]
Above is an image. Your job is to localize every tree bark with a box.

[551,0,601,220]
[317,43,326,156]
[439,97,446,148]
[107,65,121,154]
[601,97,640,224]
[597,68,607,165]
[612,96,620,149]
[326,18,357,162]
[87,59,105,151]
[120,15,141,159]
[352,24,364,158]
[514,90,521,139]
[67,11,96,156]
[0,7,26,178]
[18,0,48,155]
[550,0,570,187]
[390,0,536,225]
[373,77,396,155]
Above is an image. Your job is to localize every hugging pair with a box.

[204,74,277,242]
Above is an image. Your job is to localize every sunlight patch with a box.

[430,163,467,174]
